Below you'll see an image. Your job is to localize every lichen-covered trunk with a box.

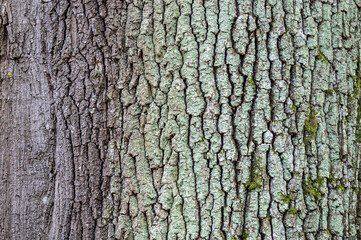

[1,0,361,239]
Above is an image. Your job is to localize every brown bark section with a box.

[1,0,112,238]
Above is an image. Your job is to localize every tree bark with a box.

[1,0,361,239]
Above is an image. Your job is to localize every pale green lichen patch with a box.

[100,0,361,238]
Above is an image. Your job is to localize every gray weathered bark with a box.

[1,0,361,239]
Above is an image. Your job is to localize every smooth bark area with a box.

[1,0,361,239]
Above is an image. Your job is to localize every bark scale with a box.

[1,0,361,239]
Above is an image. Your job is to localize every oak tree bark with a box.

[1,0,361,239]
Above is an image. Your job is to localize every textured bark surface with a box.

[1,0,361,239]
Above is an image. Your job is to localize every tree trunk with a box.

[1,0,361,239]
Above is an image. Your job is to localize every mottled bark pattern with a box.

[1,0,361,239]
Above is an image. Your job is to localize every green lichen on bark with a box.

[245,153,263,191]
[353,56,361,96]
[245,74,256,91]
[304,108,318,145]
[356,100,361,142]
[335,184,345,192]
[325,89,335,96]
[355,57,361,142]
[316,46,329,63]
[241,231,249,240]
[278,192,291,204]
[287,208,298,215]
[328,174,337,185]
[303,177,325,201]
